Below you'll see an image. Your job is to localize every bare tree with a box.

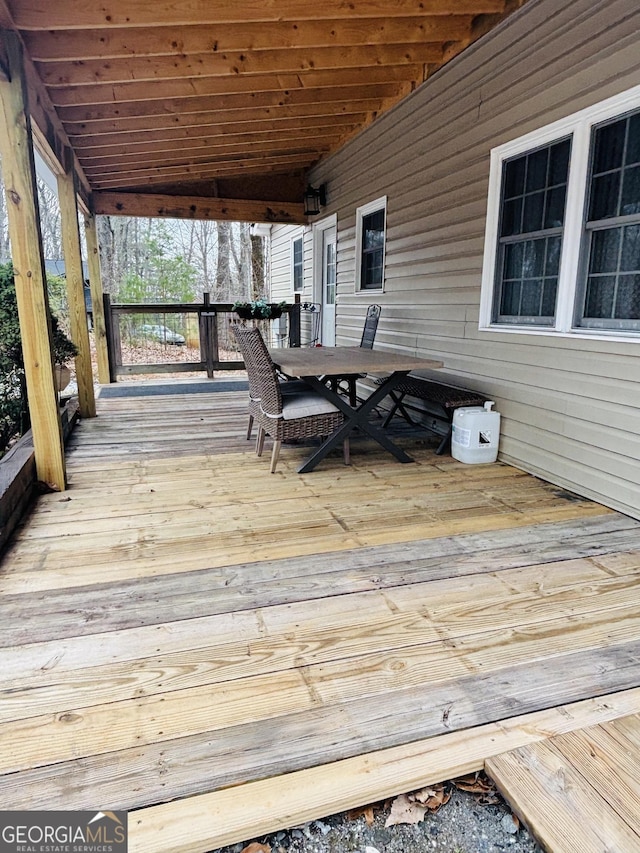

[36,178,62,258]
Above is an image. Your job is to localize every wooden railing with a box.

[103,294,301,382]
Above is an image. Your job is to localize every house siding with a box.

[270,224,312,304]
[269,0,640,518]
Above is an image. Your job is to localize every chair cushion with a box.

[281,391,341,420]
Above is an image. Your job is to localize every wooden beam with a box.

[0,30,65,490]
[92,192,306,224]
[49,65,423,108]
[11,0,504,29]
[24,17,473,61]
[83,213,110,384]
[57,169,96,418]
[36,44,444,87]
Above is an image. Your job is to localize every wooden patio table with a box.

[269,346,443,473]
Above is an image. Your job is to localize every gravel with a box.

[212,776,542,853]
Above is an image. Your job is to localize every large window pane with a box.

[615,274,640,319]
[578,108,640,330]
[493,138,570,325]
[589,229,620,274]
[592,118,625,174]
[622,165,640,215]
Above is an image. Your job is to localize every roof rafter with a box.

[24,17,474,61]
[10,0,505,29]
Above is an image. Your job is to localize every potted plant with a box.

[51,314,78,394]
[232,298,288,320]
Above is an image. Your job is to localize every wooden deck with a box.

[487,713,640,852]
[2,381,640,853]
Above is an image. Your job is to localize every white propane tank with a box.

[451,401,501,464]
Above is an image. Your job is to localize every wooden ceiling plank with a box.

[69,116,366,150]
[11,1,505,30]
[24,17,473,61]
[81,142,334,175]
[78,133,344,165]
[91,191,306,224]
[84,150,319,180]
[35,44,443,87]
[89,157,316,189]
[56,83,403,124]
[65,101,383,136]
[48,65,424,108]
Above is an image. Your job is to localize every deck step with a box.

[130,691,640,853]
[486,713,640,853]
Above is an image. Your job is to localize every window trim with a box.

[480,83,640,340]
[355,195,387,293]
[290,231,304,294]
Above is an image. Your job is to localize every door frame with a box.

[312,213,338,344]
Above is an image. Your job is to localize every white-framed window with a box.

[480,84,640,339]
[355,196,387,292]
[291,233,304,293]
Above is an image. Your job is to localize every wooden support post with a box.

[0,30,65,490]
[84,213,110,384]
[57,168,96,417]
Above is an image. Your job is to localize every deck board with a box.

[487,714,640,852]
[1,385,640,851]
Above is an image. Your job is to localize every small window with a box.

[292,235,303,292]
[356,196,387,291]
[576,109,640,330]
[493,138,571,325]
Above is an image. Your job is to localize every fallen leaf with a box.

[453,771,495,794]
[347,803,379,825]
[385,793,427,827]
[410,787,438,805]
[413,783,451,809]
[453,771,501,805]
[240,844,270,853]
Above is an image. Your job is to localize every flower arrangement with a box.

[232,299,288,320]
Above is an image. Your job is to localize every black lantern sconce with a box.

[303,184,327,216]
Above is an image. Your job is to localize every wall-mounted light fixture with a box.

[303,184,327,216]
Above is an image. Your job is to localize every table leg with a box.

[296,373,414,473]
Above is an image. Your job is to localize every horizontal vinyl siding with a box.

[305,0,640,518]
[269,224,314,304]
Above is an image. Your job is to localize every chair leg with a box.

[246,414,254,440]
[270,440,282,473]
[256,427,265,457]
[343,437,350,465]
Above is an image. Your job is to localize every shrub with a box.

[0,262,78,455]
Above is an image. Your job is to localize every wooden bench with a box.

[382,374,487,455]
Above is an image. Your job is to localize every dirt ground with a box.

[212,774,541,853]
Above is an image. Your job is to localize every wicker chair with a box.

[235,325,309,442]
[232,325,349,473]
